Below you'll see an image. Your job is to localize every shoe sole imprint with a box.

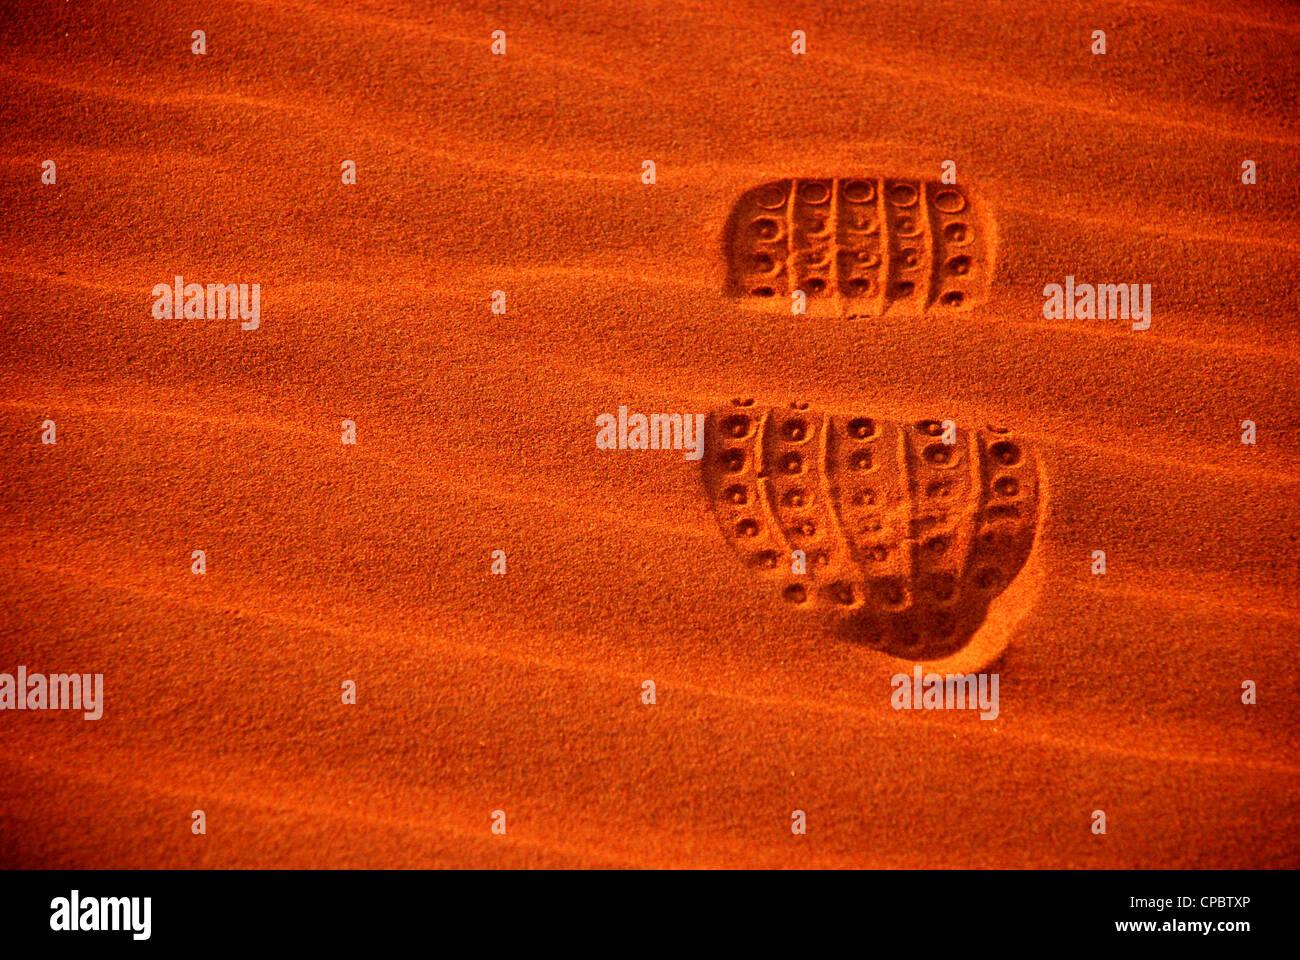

[724,178,992,316]
[703,401,1040,660]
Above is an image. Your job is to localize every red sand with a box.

[1,0,1298,868]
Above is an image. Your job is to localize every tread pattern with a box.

[726,178,991,316]
[703,401,1039,658]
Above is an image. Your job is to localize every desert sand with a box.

[1,0,1297,868]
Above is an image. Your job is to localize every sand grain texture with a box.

[1,0,1298,868]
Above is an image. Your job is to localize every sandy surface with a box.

[1,0,1298,868]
